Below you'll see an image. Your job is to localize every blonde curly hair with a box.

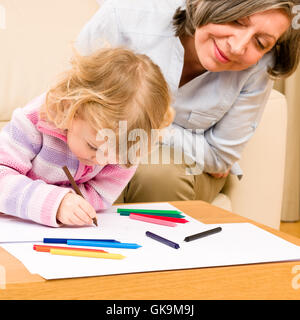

[41,47,174,165]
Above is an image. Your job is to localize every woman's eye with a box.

[87,143,97,151]
[256,38,266,50]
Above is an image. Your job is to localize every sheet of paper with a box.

[1,203,300,280]
[0,202,191,243]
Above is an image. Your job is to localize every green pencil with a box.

[117,208,182,214]
[117,208,185,218]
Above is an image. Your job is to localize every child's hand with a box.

[56,193,97,226]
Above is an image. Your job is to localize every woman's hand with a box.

[209,168,230,179]
[56,193,97,226]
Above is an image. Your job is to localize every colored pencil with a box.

[117,208,182,216]
[67,240,141,249]
[117,208,181,214]
[62,165,98,226]
[130,213,177,227]
[33,244,108,253]
[184,227,222,242]
[43,238,119,244]
[49,248,125,259]
[145,231,180,249]
[119,210,185,218]
[130,213,188,223]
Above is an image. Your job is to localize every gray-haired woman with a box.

[76,0,300,203]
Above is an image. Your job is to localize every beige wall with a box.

[0,0,98,122]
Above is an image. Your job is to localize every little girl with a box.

[0,47,173,227]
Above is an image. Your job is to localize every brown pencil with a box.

[62,165,98,226]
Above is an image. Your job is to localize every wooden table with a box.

[1,200,300,300]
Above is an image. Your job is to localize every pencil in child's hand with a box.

[62,165,98,226]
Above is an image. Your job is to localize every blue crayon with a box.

[43,238,120,244]
[67,240,141,249]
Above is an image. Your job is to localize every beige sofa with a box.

[213,89,287,230]
[0,0,287,230]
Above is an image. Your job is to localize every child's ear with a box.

[160,107,175,128]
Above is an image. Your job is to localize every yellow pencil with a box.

[50,248,125,260]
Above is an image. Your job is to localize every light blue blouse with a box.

[76,0,274,176]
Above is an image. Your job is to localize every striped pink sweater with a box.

[0,94,136,227]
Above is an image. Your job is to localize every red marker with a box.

[130,213,176,227]
[131,213,188,223]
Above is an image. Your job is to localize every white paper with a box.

[0,202,190,243]
[1,203,300,280]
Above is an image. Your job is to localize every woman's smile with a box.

[214,41,230,64]
[191,9,291,72]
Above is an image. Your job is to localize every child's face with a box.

[67,118,108,166]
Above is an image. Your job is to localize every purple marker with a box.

[145,231,180,249]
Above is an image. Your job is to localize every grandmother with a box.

[76,0,300,203]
